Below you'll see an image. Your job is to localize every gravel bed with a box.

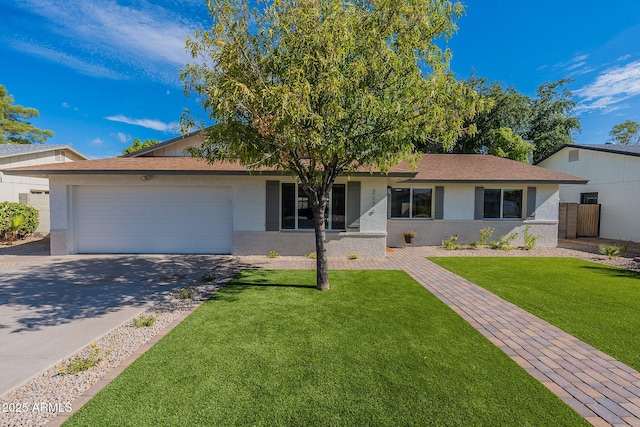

[418,244,640,272]
[0,265,237,427]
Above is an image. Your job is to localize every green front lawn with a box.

[430,257,640,371]
[65,270,586,426]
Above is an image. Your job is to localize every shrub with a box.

[478,227,494,246]
[599,244,621,259]
[348,253,359,260]
[403,230,417,238]
[306,252,317,259]
[0,202,39,242]
[523,225,540,250]
[490,232,518,251]
[442,235,462,250]
[61,343,111,374]
[267,250,279,258]
[201,272,216,283]
[176,286,195,299]
[133,314,156,328]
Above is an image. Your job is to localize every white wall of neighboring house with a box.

[539,147,640,243]
[1,148,85,236]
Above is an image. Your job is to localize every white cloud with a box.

[61,102,69,108]
[90,138,104,146]
[575,60,640,113]
[105,115,178,132]
[10,0,203,83]
[11,40,126,80]
[618,54,632,61]
[115,132,131,143]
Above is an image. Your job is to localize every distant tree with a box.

[0,84,53,144]
[122,138,160,155]
[528,79,580,163]
[181,0,484,290]
[443,78,533,162]
[608,120,640,145]
[436,78,579,163]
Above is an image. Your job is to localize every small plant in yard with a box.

[267,250,279,258]
[61,343,112,374]
[6,215,24,245]
[176,286,195,299]
[442,235,462,250]
[490,232,518,251]
[201,272,216,283]
[306,252,317,259]
[133,314,156,328]
[403,230,417,239]
[478,227,494,246]
[348,253,359,260]
[523,225,540,250]
[599,244,621,259]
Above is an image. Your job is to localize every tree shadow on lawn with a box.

[208,269,316,303]
[580,265,640,280]
[0,255,254,332]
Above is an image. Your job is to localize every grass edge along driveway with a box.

[64,270,587,426]
[430,256,640,372]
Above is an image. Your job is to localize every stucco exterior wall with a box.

[386,183,560,248]
[48,174,388,256]
[539,148,640,242]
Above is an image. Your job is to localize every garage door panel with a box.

[75,186,232,254]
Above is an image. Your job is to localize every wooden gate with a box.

[576,204,600,237]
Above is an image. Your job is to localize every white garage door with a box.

[75,186,232,254]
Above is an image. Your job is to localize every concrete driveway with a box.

[0,253,222,396]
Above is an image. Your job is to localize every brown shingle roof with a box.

[390,154,588,183]
[1,154,587,183]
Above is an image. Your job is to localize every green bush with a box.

[490,232,518,251]
[0,202,39,242]
[523,225,540,250]
[599,244,621,259]
[442,235,462,250]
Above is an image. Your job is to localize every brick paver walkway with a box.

[250,248,640,427]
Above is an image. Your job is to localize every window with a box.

[580,192,598,204]
[390,188,432,219]
[281,184,346,230]
[484,189,522,219]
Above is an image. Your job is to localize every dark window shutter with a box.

[265,180,280,231]
[474,187,484,220]
[526,187,537,219]
[434,186,444,219]
[346,181,361,231]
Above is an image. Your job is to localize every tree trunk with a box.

[312,199,330,291]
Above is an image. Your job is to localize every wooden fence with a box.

[558,203,600,239]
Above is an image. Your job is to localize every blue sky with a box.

[1,0,639,159]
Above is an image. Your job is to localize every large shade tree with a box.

[0,84,53,144]
[181,0,484,290]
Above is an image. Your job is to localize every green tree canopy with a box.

[527,79,580,163]
[181,0,484,289]
[0,84,53,144]
[122,138,160,155]
[432,78,579,164]
[608,120,640,145]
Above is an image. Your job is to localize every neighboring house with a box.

[0,144,88,235]
[538,143,640,243]
[2,133,586,255]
